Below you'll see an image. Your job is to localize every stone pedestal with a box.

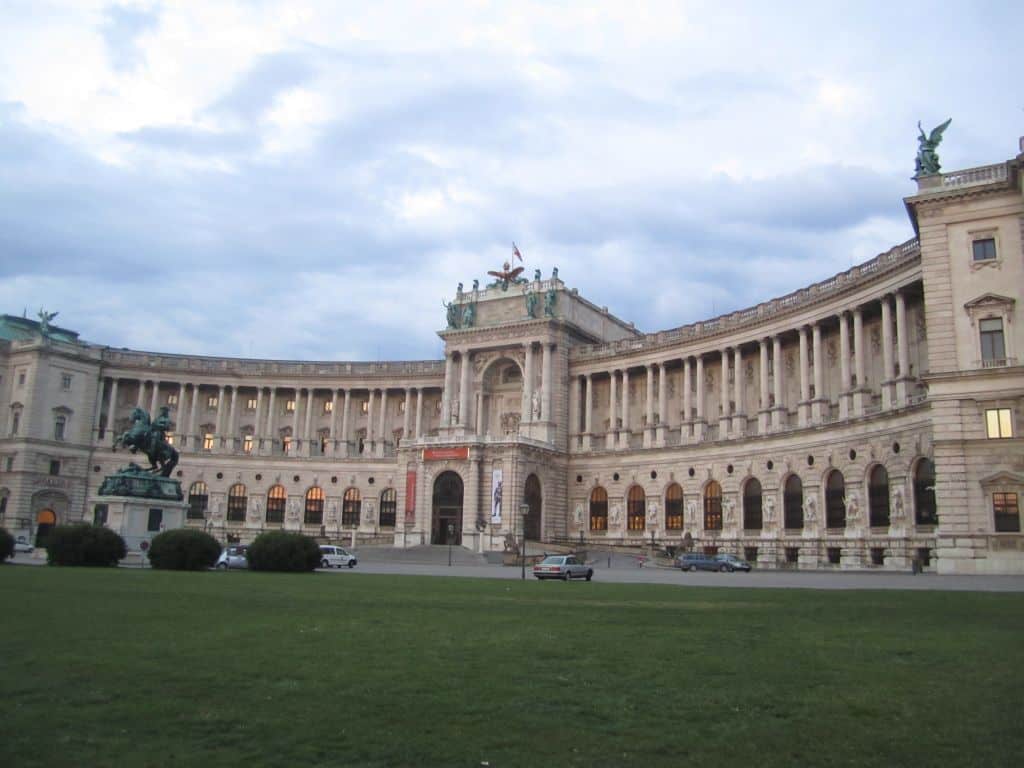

[102,495,188,553]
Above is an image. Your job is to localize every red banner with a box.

[405,470,416,523]
[422,446,469,461]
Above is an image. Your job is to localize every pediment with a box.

[964,293,1015,311]
[979,470,1024,487]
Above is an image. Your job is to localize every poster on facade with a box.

[405,470,416,524]
[490,467,503,524]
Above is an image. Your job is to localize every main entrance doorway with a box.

[35,509,56,548]
[432,471,464,545]
[523,474,542,540]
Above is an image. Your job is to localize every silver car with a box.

[215,545,249,570]
[319,545,357,569]
[533,554,593,581]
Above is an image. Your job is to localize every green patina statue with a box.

[543,286,557,317]
[444,299,460,329]
[461,299,477,328]
[915,118,951,177]
[101,406,182,500]
[525,289,538,318]
[37,308,58,337]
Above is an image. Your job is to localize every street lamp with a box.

[447,522,455,567]
[519,503,530,580]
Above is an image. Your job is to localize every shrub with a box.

[247,531,320,572]
[46,524,126,567]
[0,528,14,562]
[147,529,221,571]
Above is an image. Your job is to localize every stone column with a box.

[541,343,552,422]
[732,346,745,434]
[771,336,784,429]
[227,385,239,452]
[340,389,351,456]
[254,387,264,449]
[606,370,617,449]
[366,389,375,447]
[329,389,339,454]
[291,388,302,454]
[414,388,423,440]
[718,349,730,437]
[895,291,910,405]
[149,381,160,418]
[583,373,593,451]
[881,295,895,409]
[440,353,453,426]
[378,388,388,456]
[459,353,471,428]
[852,307,866,415]
[618,368,630,449]
[92,378,107,443]
[657,362,667,446]
[305,388,315,455]
[402,388,412,445]
[839,312,851,419]
[570,375,581,448]
[264,388,276,454]
[188,383,199,449]
[694,356,706,440]
[758,339,770,433]
[173,382,186,444]
[522,344,534,423]
[214,385,226,450]
[136,379,146,409]
[812,323,825,423]
[475,391,484,435]
[106,378,119,444]
[682,358,692,442]
[798,326,810,426]
[466,454,481,543]
[644,364,655,448]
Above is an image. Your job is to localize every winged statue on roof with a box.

[915,118,951,177]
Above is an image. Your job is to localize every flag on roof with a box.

[512,242,522,261]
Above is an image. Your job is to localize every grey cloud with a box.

[101,4,160,72]
[204,51,317,123]
[119,125,257,156]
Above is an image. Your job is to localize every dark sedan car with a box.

[676,552,751,572]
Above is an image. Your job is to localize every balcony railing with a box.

[939,162,1009,190]
[978,357,1018,369]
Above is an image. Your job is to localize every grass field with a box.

[1,567,1022,768]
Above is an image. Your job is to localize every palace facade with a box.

[2,140,1022,574]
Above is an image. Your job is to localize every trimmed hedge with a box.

[247,531,320,572]
[46,524,126,567]
[148,529,221,571]
[0,527,13,562]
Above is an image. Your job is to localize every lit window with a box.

[627,485,646,531]
[323,401,333,413]
[994,492,1020,533]
[282,435,293,454]
[54,416,66,441]
[167,393,178,406]
[202,433,214,451]
[285,400,296,412]
[61,373,72,391]
[246,398,258,410]
[305,486,325,525]
[227,484,247,522]
[243,434,254,454]
[166,432,175,446]
[980,319,1006,364]
[187,482,208,520]
[342,487,361,526]
[207,396,219,408]
[361,401,369,414]
[703,481,722,531]
[266,485,286,523]
[972,237,996,261]
[379,488,397,527]
[986,408,1013,439]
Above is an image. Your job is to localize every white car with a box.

[533,554,593,581]
[215,545,249,570]
[319,545,357,569]
[14,539,34,554]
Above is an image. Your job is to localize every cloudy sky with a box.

[1,1,1020,361]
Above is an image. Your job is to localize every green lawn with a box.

[1,568,1022,768]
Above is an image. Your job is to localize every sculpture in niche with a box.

[845,491,859,525]
[574,503,584,525]
[803,495,817,524]
[646,503,659,527]
[610,504,622,525]
[686,500,698,525]
[891,488,905,520]
[524,289,539,318]
[764,495,775,524]
[531,390,541,420]
[723,498,736,525]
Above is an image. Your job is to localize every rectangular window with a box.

[985,408,1013,439]
[61,373,72,391]
[93,504,108,526]
[994,492,1020,533]
[165,432,175,446]
[18,371,26,388]
[202,433,214,451]
[398,401,406,414]
[246,398,258,410]
[54,417,66,441]
[323,401,333,413]
[827,547,842,565]
[5,457,12,471]
[972,237,996,261]
[285,400,296,412]
[147,508,163,532]
[49,460,60,476]
[12,412,20,436]
[167,393,179,406]
[361,401,369,414]
[207,395,219,408]
[243,434,254,454]
[980,318,1006,364]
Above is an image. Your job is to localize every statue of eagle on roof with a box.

[487,243,529,291]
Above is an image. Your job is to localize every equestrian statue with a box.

[113,406,179,477]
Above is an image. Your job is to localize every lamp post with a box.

[447,522,455,567]
[519,503,530,580]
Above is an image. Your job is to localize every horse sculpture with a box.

[113,406,179,477]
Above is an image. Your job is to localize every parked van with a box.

[319,545,357,569]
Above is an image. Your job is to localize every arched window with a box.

[665,483,683,530]
[825,470,846,528]
[342,487,361,527]
[627,486,645,531]
[266,485,286,523]
[379,488,397,527]
[305,487,324,525]
[227,483,247,522]
[784,475,804,530]
[589,487,608,531]
[187,481,208,520]
[743,478,763,530]
[868,465,890,527]
[914,459,937,525]
[704,481,722,531]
